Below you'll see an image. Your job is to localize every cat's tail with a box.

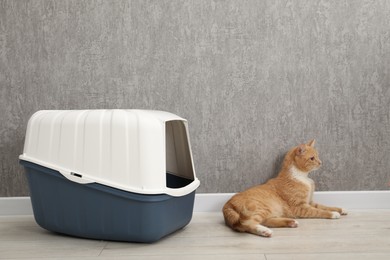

[222,203,241,229]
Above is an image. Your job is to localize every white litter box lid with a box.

[19,110,200,197]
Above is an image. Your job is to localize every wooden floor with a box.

[1,210,390,259]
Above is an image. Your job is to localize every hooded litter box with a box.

[19,109,200,242]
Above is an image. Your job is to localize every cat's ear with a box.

[307,139,316,147]
[296,145,306,155]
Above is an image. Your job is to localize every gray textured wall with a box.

[1,0,389,196]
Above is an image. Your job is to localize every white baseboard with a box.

[0,197,33,216]
[193,191,390,212]
[1,191,389,215]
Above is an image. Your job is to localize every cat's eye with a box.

[310,157,315,161]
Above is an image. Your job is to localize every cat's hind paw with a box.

[331,211,341,219]
[256,225,273,237]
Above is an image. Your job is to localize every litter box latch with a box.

[71,172,82,178]
[60,170,94,184]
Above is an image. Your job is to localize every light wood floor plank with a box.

[266,253,390,260]
[0,210,389,259]
[0,240,106,259]
[7,255,266,260]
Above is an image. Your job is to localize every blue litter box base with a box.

[20,160,196,243]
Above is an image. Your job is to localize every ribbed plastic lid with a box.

[19,109,200,196]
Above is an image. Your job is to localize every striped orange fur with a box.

[222,140,347,237]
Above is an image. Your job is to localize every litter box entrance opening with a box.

[165,120,195,189]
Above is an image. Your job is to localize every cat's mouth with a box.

[313,165,321,171]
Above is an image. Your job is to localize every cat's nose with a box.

[318,160,322,165]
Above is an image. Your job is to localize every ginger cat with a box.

[223,140,347,237]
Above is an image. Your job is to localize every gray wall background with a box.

[1,0,389,196]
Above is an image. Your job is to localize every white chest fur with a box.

[290,167,313,186]
[290,166,314,202]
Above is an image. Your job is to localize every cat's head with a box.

[293,139,322,172]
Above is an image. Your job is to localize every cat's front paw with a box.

[340,208,348,215]
[330,211,341,219]
[287,220,299,228]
